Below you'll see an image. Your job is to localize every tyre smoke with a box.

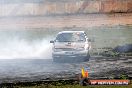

[0,36,52,59]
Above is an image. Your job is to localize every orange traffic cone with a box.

[85,70,89,78]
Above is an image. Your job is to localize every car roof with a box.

[58,31,85,34]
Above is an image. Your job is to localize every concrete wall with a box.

[0,0,132,17]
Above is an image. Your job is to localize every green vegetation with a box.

[1,25,132,46]
[2,80,131,88]
[14,84,132,88]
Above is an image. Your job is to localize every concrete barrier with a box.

[0,0,132,17]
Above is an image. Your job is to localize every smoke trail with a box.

[0,37,52,59]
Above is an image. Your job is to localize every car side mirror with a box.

[50,40,54,43]
[88,38,95,42]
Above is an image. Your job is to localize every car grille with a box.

[57,48,76,51]
[63,48,76,51]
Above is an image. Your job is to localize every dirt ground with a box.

[0,13,132,30]
[0,13,132,84]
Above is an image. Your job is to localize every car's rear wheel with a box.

[86,53,90,61]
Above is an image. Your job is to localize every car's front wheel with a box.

[86,53,90,61]
[53,57,64,63]
[53,57,58,62]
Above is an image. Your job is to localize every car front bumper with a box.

[52,50,88,58]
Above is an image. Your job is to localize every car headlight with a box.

[84,44,90,50]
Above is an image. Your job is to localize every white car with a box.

[50,31,91,62]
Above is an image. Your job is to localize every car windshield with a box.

[55,32,86,42]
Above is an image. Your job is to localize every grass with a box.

[1,25,132,49]
[14,84,132,88]
[3,80,131,88]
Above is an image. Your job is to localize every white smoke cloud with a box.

[0,37,52,59]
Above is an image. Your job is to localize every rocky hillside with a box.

[0,0,132,17]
